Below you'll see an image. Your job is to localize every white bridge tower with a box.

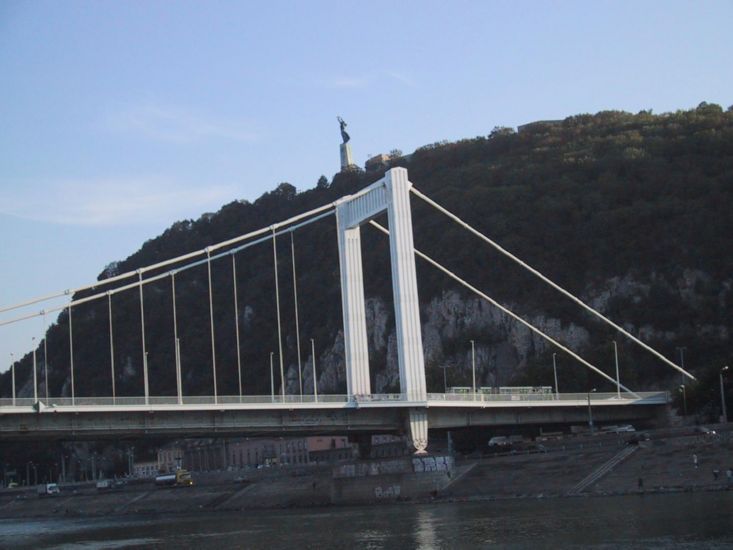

[336,167,428,453]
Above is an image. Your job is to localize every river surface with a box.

[1,491,732,549]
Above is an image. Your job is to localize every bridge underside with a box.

[0,404,667,443]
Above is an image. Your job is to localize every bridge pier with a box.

[407,408,428,454]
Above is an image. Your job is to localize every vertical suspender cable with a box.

[171,272,182,405]
[32,337,37,402]
[42,310,49,399]
[68,304,75,406]
[290,232,303,398]
[138,270,149,404]
[206,248,218,403]
[231,254,243,398]
[11,353,16,406]
[107,292,116,404]
[272,228,285,399]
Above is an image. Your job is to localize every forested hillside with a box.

[4,102,732,418]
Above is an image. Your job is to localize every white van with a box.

[37,483,60,497]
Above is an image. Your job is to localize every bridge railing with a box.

[353,393,405,402]
[0,395,352,407]
[0,391,669,409]
[426,391,669,403]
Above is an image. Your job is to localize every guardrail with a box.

[426,391,669,403]
[0,395,351,407]
[0,391,669,409]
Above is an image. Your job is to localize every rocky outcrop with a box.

[292,270,731,395]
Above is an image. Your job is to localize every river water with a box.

[1,492,732,549]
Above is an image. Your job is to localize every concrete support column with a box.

[386,168,426,402]
[337,213,371,397]
[408,408,428,454]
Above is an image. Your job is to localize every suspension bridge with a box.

[0,168,688,452]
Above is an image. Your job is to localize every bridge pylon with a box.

[336,167,428,452]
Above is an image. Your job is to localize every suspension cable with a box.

[231,254,243,397]
[410,187,695,382]
[291,232,303,398]
[42,309,48,399]
[206,248,218,403]
[0,205,336,315]
[0,291,70,314]
[0,210,336,330]
[107,292,116,403]
[171,272,182,404]
[138,270,149,404]
[68,304,75,405]
[272,228,286,398]
[369,220,639,396]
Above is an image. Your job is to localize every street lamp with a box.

[440,364,449,393]
[676,346,686,385]
[310,339,318,402]
[612,340,621,398]
[587,388,597,433]
[720,366,729,424]
[470,340,476,397]
[679,384,687,416]
[552,353,559,398]
[270,352,275,402]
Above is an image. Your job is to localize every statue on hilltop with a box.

[337,116,350,144]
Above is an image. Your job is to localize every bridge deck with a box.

[0,391,669,414]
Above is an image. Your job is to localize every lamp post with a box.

[270,352,275,402]
[470,340,476,397]
[676,346,686,385]
[310,339,318,402]
[440,364,449,393]
[612,340,621,398]
[720,366,729,424]
[552,353,559,398]
[679,384,687,416]
[587,388,597,433]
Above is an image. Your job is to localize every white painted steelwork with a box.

[0,168,686,452]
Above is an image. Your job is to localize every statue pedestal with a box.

[340,142,354,170]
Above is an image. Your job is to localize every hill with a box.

[3,102,732,418]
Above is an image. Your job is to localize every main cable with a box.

[368,220,639,396]
[410,187,696,382]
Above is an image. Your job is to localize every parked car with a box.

[37,483,60,497]
[614,425,636,433]
[96,479,125,491]
[488,436,510,447]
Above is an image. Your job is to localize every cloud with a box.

[104,103,258,144]
[0,177,237,226]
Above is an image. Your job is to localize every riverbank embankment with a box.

[1,425,730,518]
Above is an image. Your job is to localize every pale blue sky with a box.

[1,0,732,368]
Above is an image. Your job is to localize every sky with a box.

[1,0,732,370]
